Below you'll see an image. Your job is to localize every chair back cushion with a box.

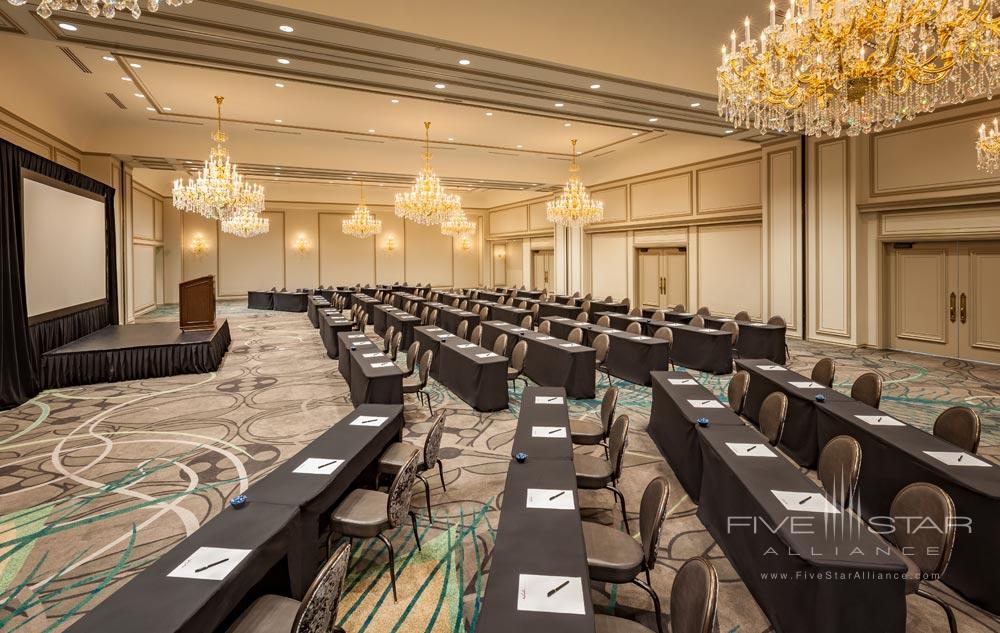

[850,372,883,408]
[600,386,619,432]
[689,315,705,328]
[470,325,483,346]
[721,321,739,345]
[933,406,981,453]
[670,557,719,633]
[384,326,396,353]
[817,435,862,507]
[520,315,533,329]
[673,304,686,312]
[593,333,610,363]
[733,310,750,322]
[406,341,420,374]
[511,340,529,370]
[576,311,589,322]
[538,320,551,335]
[493,333,509,356]
[653,326,672,343]
[418,350,433,385]
[386,453,419,528]
[423,412,446,468]
[568,328,583,344]
[697,306,711,316]
[810,357,836,388]
[890,482,957,577]
[597,315,611,327]
[727,370,749,415]
[626,322,642,334]
[639,477,670,568]
[457,320,469,339]
[608,415,630,480]
[767,314,787,327]
[293,542,351,633]
[759,392,788,445]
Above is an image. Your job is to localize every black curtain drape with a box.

[0,138,118,409]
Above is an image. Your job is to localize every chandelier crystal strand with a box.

[977,117,1000,172]
[221,211,269,238]
[343,181,383,238]
[9,0,195,20]
[172,96,265,223]
[394,122,461,225]
[717,0,1000,137]
[546,139,603,227]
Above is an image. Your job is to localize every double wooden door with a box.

[532,250,553,291]
[638,248,687,308]
[889,241,1000,364]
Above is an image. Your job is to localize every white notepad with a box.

[512,328,526,332]
[362,352,383,358]
[630,336,649,340]
[772,490,841,514]
[559,343,580,348]
[699,328,716,333]
[856,414,905,427]
[517,574,585,615]
[293,457,345,475]
[757,364,786,371]
[350,415,389,427]
[425,327,441,332]
[371,362,395,368]
[457,343,476,349]
[532,426,567,438]
[168,547,251,581]
[924,451,991,467]
[536,336,554,341]
[688,399,725,408]
[628,316,643,320]
[789,381,824,389]
[727,443,775,457]
[476,352,498,358]
[668,378,698,385]
[535,395,564,405]
[525,488,576,510]
[348,334,366,339]
[438,334,454,339]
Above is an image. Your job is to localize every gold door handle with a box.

[949,292,956,323]
[960,292,967,324]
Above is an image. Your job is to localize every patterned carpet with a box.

[1,301,999,632]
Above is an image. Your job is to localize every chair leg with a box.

[437,459,447,491]
[633,573,664,633]
[417,473,432,521]
[607,484,630,534]
[409,511,422,551]
[377,533,398,602]
[424,389,433,414]
[916,588,959,633]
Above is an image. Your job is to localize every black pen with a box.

[958,455,964,462]
[547,580,570,597]
[195,558,229,573]
[548,428,563,435]
[318,460,340,469]
[798,495,811,505]
[549,490,566,501]
[745,445,756,452]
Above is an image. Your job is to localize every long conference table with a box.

[66,405,404,633]
[480,320,596,399]
[477,386,596,633]
[541,316,669,386]
[412,325,509,411]
[422,301,481,334]
[336,331,403,406]
[597,313,733,375]
[319,309,354,359]
[307,295,331,328]
[646,372,909,633]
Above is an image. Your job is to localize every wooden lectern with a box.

[179,275,217,332]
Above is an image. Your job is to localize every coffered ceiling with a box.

[0,0,768,204]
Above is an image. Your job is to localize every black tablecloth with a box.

[274,292,308,312]
[736,359,852,467]
[413,326,451,380]
[647,371,747,501]
[816,399,1000,612]
[481,321,595,399]
[476,459,595,633]
[704,317,786,364]
[636,309,695,324]
[647,321,732,375]
[537,302,582,320]
[336,332,402,406]
[319,311,354,359]
[580,300,628,323]
[437,336,509,411]
[476,290,508,303]
[372,304,394,336]
[351,294,379,324]
[65,502,300,633]
[248,404,404,595]
[386,309,422,349]
[514,289,544,299]
[434,291,468,306]
[307,295,331,328]
[247,290,273,310]
[549,294,576,305]
[698,424,907,633]
[543,317,668,386]
[391,292,426,310]
[510,386,572,460]
[492,304,533,326]
[423,302,480,334]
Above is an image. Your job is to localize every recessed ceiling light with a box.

[516,144,523,148]
[279,25,294,33]
[648,117,659,122]
[485,111,493,117]
[57,23,77,31]
[390,98,399,103]
[448,137,454,141]
[162,107,172,111]
[434,83,446,89]
[368,128,375,133]
[725,129,735,134]
[631,132,639,136]
[102,55,114,61]
[275,119,283,123]
[121,76,132,81]
[130,63,141,68]
[145,107,155,112]
[564,122,572,127]
[554,102,564,108]
[458,58,471,65]
[590,84,601,90]
[690,102,701,108]
[277,58,290,65]
[274,82,285,88]
[134,93,145,98]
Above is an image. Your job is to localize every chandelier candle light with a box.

[395,122,461,225]
[221,211,269,238]
[7,0,194,20]
[717,0,1000,137]
[546,139,603,227]
[439,208,476,237]
[977,117,1000,172]
[173,96,266,226]
[343,181,383,238]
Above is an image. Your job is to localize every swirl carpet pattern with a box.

[1,301,998,632]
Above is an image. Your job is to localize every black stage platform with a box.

[41,320,231,389]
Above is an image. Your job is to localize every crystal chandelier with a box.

[977,117,1000,172]
[221,210,269,238]
[546,139,603,227]
[172,96,265,222]
[7,0,195,20]
[343,182,383,238]
[440,208,476,237]
[394,122,461,225]
[718,1,1000,137]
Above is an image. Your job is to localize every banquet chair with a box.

[597,315,612,327]
[479,306,490,320]
[403,350,434,414]
[882,483,959,633]
[460,299,468,310]
[389,331,402,362]
[672,303,686,312]
[583,477,671,633]
[538,320,551,335]
[452,298,461,307]
[520,315,533,330]
[626,322,642,334]
[727,370,750,416]
[402,342,420,378]
[507,340,529,393]
[604,295,614,302]
[429,309,439,326]
[850,372,883,408]
[570,385,618,450]
[766,315,791,360]
[689,315,705,328]
[470,325,483,346]
[811,358,837,388]
[576,311,589,322]
[496,296,506,305]
[593,333,611,387]
[420,306,431,325]
[817,435,862,507]
[696,306,711,316]
[651,310,665,321]
[492,333,509,356]
[720,321,740,356]
[518,301,529,309]
[584,292,593,300]
[377,411,447,520]
[653,326,674,370]
[383,326,396,353]
[933,406,981,453]
[581,300,593,315]
[574,415,631,533]
[225,542,351,633]
[734,310,751,322]
[530,303,540,326]
[456,320,469,340]
[328,453,421,603]
[628,307,642,316]
[568,328,584,344]
[759,392,789,445]
[572,291,581,298]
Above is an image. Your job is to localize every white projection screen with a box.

[22,174,107,319]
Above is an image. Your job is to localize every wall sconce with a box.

[384,235,397,252]
[495,249,505,260]
[294,235,311,255]
[190,233,208,256]
[459,236,472,251]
